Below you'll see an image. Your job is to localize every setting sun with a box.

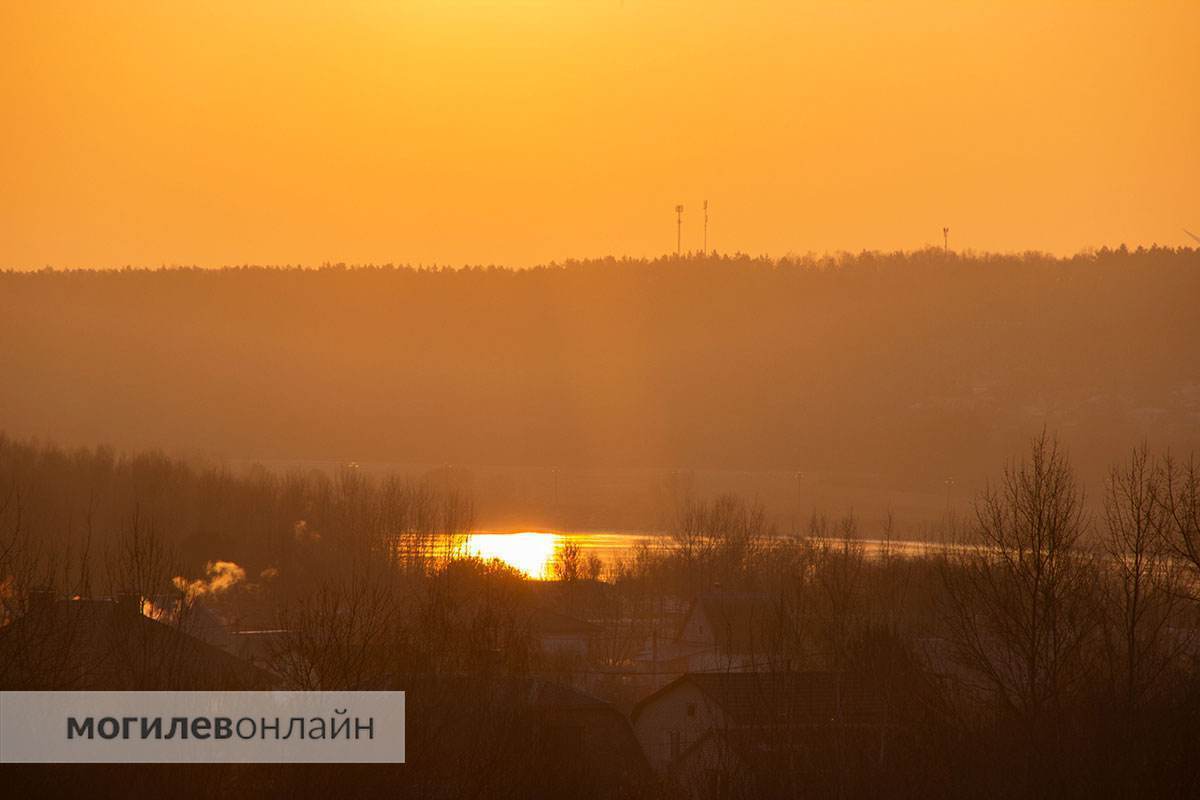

[464,532,561,579]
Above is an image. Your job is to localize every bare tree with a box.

[103,507,179,605]
[553,541,583,583]
[1101,446,1183,711]
[939,432,1099,721]
[669,492,771,593]
[273,560,402,690]
[0,481,29,624]
[1161,452,1200,587]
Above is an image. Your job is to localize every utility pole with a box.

[943,227,950,254]
[675,205,684,255]
[703,200,709,253]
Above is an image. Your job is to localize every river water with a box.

[461,530,946,579]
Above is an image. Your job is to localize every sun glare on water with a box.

[464,532,561,579]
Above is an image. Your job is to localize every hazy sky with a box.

[2,1,1197,268]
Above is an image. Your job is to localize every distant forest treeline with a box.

[2,247,1197,491]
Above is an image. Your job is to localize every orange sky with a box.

[1,1,1197,268]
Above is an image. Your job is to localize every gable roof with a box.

[529,607,602,637]
[0,598,273,690]
[633,671,888,728]
[523,678,611,710]
[143,594,234,649]
[400,674,652,791]
[678,591,773,652]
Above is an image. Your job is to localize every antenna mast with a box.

[675,205,684,256]
[943,227,950,254]
[703,200,709,253]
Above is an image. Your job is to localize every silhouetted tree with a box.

[1100,446,1184,712]
[939,433,1099,723]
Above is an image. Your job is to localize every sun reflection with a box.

[463,532,561,579]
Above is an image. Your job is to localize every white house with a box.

[631,671,890,798]
[635,591,774,682]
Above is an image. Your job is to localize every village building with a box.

[634,592,775,685]
[398,674,654,797]
[529,607,602,659]
[631,671,891,798]
[0,593,272,690]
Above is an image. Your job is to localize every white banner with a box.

[0,691,405,763]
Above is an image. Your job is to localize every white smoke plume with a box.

[141,596,171,621]
[172,560,246,601]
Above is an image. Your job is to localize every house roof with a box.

[144,594,233,649]
[678,591,773,652]
[400,674,651,791]
[369,672,612,712]
[0,598,273,690]
[632,638,712,664]
[632,671,888,728]
[523,677,611,710]
[529,607,602,637]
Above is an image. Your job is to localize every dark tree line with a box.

[2,246,1196,506]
